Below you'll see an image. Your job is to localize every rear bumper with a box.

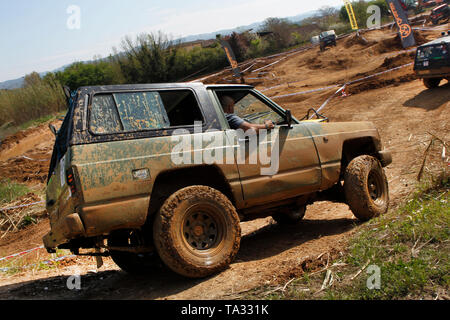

[415,67,450,79]
[378,150,392,167]
[43,195,150,251]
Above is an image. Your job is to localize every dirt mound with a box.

[348,74,417,94]
[306,56,353,71]
[381,52,415,69]
[344,33,377,48]
[0,149,51,183]
[376,31,429,54]
[0,129,34,154]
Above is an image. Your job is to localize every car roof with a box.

[419,34,450,47]
[77,82,254,92]
[433,3,448,11]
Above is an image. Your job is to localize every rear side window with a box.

[90,90,202,134]
[114,92,169,132]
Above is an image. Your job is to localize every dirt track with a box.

[0,23,448,300]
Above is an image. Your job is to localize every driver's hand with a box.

[264,120,275,130]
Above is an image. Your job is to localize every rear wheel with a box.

[344,155,389,221]
[153,186,241,278]
[423,78,442,89]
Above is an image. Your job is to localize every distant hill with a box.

[0,64,71,90]
[179,11,318,42]
[0,10,319,90]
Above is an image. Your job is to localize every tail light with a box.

[66,167,77,195]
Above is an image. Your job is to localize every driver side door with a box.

[217,90,322,208]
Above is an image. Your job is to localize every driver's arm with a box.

[239,120,275,133]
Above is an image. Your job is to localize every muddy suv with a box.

[414,32,450,88]
[44,83,392,278]
[431,4,450,25]
[319,30,337,51]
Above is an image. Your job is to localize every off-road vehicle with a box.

[319,30,337,52]
[414,31,450,88]
[44,83,392,278]
[430,4,450,25]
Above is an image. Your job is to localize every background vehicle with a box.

[414,31,450,88]
[319,30,337,51]
[43,83,391,278]
[430,4,450,25]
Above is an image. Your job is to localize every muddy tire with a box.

[344,155,389,221]
[423,78,441,89]
[153,186,241,278]
[272,205,306,225]
[109,230,162,274]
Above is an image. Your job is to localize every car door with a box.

[215,89,322,208]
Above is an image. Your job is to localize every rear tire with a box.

[424,78,442,89]
[344,155,389,221]
[153,186,241,278]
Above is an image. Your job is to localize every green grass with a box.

[239,174,449,300]
[0,179,30,205]
[327,176,449,300]
[0,249,72,276]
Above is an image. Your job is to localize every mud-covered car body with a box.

[43,82,391,276]
[414,32,450,87]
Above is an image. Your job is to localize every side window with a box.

[113,92,169,131]
[89,90,203,134]
[90,94,123,134]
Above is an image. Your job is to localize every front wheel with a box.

[344,155,389,221]
[153,186,241,278]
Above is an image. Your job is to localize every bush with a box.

[0,74,66,127]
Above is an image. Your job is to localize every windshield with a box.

[321,31,335,37]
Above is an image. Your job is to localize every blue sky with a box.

[0,0,342,82]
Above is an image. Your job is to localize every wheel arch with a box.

[340,136,382,178]
[145,165,237,225]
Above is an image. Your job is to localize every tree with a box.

[260,17,294,50]
[23,72,41,88]
[53,61,119,90]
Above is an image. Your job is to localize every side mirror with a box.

[285,109,293,128]
[49,124,58,137]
